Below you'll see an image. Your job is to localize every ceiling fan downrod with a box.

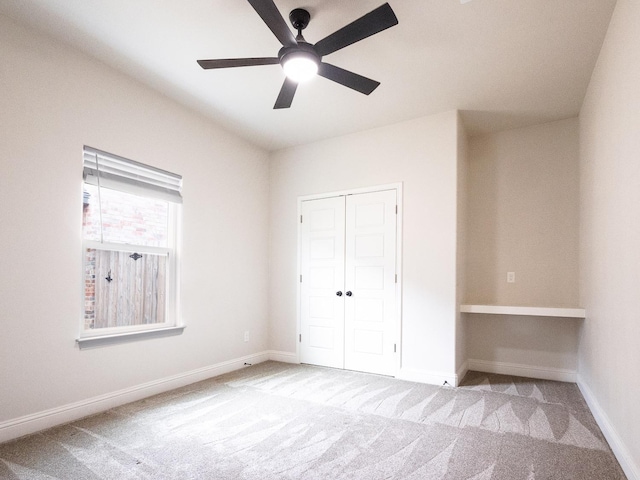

[289,8,311,38]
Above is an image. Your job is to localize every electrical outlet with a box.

[507,272,515,283]
[244,331,249,342]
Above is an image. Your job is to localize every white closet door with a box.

[300,196,346,369]
[344,190,397,376]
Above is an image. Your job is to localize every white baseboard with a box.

[267,350,298,364]
[577,375,639,480]
[468,359,577,383]
[397,368,457,387]
[0,351,271,445]
[456,361,469,387]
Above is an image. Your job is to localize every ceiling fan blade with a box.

[274,77,298,109]
[318,63,380,95]
[314,3,398,57]
[247,0,297,48]
[197,57,280,69]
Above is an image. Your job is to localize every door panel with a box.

[300,189,397,376]
[300,196,345,368]
[344,190,397,376]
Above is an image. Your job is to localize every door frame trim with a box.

[296,182,404,376]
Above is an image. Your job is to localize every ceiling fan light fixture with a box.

[282,51,319,82]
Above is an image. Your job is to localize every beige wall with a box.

[269,111,461,382]
[466,314,581,374]
[0,16,269,429]
[465,118,580,307]
[464,118,581,376]
[455,114,469,374]
[579,0,640,476]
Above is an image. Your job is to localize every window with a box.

[80,146,182,345]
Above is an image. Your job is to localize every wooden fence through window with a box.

[86,249,166,329]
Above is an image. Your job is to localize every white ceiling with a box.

[0,0,617,151]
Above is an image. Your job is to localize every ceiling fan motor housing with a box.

[281,8,319,68]
[278,41,320,67]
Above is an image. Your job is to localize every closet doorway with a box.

[298,186,401,376]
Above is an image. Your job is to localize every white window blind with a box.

[83,146,182,203]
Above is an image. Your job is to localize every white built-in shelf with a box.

[460,304,586,318]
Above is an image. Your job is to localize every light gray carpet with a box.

[0,362,626,479]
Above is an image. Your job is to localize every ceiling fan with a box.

[197,0,398,109]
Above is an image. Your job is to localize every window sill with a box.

[76,325,185,349]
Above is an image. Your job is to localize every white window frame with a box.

[77,147,183,348]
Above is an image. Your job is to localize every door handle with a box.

[345,291,353,297]
[336,291,343,296]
